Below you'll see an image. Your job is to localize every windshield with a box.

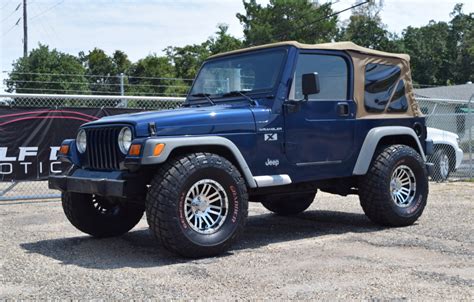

[189,49,286,99]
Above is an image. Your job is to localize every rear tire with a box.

[62,192,144,238]
[146,153,248,258]
[261,192,316,215]
[358,145,428,227]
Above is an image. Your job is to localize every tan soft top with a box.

[209,41,420,118]
[210,41,410,62]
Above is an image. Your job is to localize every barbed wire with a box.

[4,79,191,89]
[3,71,195,81]
[10,87,188,96]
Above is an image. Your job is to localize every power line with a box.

[0,0,16,10]
[30,0,64,20]
[1,2,21,23]
[1,18,21,37]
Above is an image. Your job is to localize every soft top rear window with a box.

[364,63,402,113]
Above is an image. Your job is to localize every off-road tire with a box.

[431,149,450,182]
[261,192,316,215]
[359,145,428,227]
[62,192,144,237]
[146,153,248,258]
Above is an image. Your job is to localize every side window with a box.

[293,54,348,100]
[364,63,406,113]
[387,80,408,112]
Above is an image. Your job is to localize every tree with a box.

[79,48,132,94]
[236,0,338,46]
[399,4,473,86]
[448,4,473,83]
[208,24,243,55]
[339,0,402,52]
[6,44,89,95]
[166,24,243,80]
[128,55,186,97]
[402,22,451,86]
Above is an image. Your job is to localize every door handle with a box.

[337,102,349,116]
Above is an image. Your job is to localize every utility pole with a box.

[23,0,28,58]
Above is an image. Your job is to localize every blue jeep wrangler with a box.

[49,41,433,258]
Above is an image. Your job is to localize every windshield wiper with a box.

[190,93,216,106]
[221,90,257,106]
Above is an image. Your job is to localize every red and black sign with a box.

[0,107,140,181]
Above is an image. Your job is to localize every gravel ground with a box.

[0,182,473,300]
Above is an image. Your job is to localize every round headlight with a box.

[118,127,132,154]
[76,129,87,153]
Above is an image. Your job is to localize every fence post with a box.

[469,94,473,179]
[119,73,128,108]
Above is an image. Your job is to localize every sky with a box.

[1,0,473,90]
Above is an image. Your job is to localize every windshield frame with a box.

[186,46,290,103]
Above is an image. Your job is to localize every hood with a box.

[427,127,459,144]
[84,104,257,137]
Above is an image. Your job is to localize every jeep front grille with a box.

[85,127,123,170]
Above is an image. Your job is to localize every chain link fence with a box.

[0,93,473,201]
[417,96,474,181]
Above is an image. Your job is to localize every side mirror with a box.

[302,72,320,100]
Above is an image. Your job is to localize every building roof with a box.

[415,83,474,101]
[209,41,410,61]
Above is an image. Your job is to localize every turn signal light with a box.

[153,143,165,156]
[128,144,141,156]
[59,144,69,155]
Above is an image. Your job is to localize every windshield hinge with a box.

[149,122,157,136]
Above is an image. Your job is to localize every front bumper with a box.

[48,169,144,198]
[455,147,463,170]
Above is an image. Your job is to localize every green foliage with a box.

[79,48,132,94]
[339,1,402,52]
[166,24,243,80]
[237,0,338,46]
[6,44,89,95]
[448,4,474,84]
[128,55,186,97]
[402,4,473,86]
[402,22,451,85]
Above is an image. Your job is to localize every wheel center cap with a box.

[191,196,209,212]
[391,179,402,192]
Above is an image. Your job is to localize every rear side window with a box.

[364,63,407,113]
[387,80,408,112]
[293,54,348,100]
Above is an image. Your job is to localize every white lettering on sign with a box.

[18,147,38,161]
[0,146,62,175]
[0,147,16,161]
[50,146,60,161]
[0,163,13,174]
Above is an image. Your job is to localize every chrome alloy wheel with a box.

[390,165,417,207]
[439,153,450,180]
[184,179,229,234]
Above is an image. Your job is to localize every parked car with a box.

[427,127,463,181]
[49,41,433,258]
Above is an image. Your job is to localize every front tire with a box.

[146,153,248,258]
[62,192,144,238]
[358,145,428,227]
[431,149,450,181]
[261,192,316,215]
